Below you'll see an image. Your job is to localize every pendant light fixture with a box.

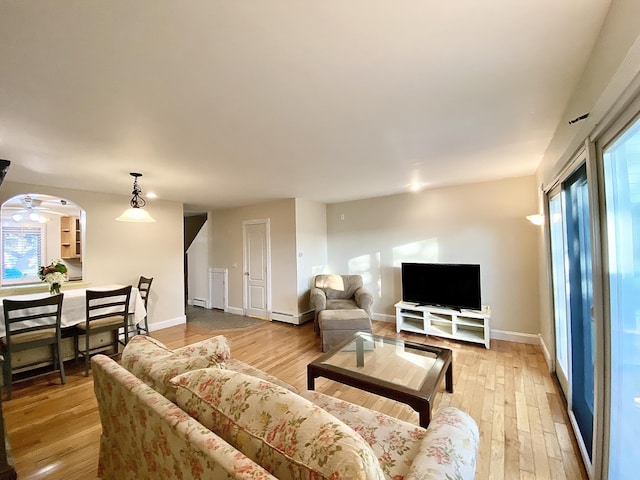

[116,172,156,223]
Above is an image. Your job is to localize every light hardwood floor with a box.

[2,319,587,480]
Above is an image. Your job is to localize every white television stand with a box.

[395,302,491,349]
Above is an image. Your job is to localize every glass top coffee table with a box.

[307,332,453,428]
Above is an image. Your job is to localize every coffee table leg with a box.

[307,365,316,390]
[356,336,364,368]
[445,362,453,393]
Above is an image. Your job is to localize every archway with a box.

[1,193,84,286]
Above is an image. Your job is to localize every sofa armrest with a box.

[406,407,479,480]
[354,287,373,316]
[173,335,231,364]
[309,286,326,311]
[92,354,278,480]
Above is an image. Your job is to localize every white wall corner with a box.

[539,335,554,372]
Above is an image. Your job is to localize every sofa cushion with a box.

[224,358,299,393]
[171,368,384,480]
[121,335,229,402]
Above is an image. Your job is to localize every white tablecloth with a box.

[0,284,146,337]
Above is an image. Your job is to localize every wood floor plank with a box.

[1,317,588,480]
[504,413,521,478]
[516,390,531,433]
[528,405,551,479]
[489,404,505,480]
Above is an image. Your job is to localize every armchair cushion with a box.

[314,274,363,300]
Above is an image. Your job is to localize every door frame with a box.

[242,218,272,320]
[592,98,640,480]
[543,143,604,478]
[545,184,570,398]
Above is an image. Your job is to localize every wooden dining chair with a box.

[135,276,153,335]
[119,276,153,344]
[74,286,131,376]
[1,294,65,400]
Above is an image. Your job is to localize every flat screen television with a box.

[401,262,481,311]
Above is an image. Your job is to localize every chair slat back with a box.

[137,276,153,309]
[3,294,64,340]
[85,286,132,326]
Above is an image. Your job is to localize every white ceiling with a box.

[0,1,612,211]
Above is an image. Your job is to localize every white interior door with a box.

[243,219,271,319]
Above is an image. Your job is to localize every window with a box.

[1,226,43,283]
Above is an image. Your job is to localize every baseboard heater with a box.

[192,298,207,308]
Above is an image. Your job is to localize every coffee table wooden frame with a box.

[307,332,453,428]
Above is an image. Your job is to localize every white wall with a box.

[326,175,540,336]
[209,199,298,317]
[294,198,328,315]
[186,219,209,307]
[0,181,186,328]
[44,215,61,263]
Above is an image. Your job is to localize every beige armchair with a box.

[309,274,373,333]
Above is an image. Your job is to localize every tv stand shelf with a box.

[395,302,491,349]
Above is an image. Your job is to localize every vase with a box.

[50,282,61,295]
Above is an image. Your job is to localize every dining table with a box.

[0,284,146,337]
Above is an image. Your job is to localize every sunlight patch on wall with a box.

[392,239,439,267]
[347,252,382,300]
[348,254,372,284]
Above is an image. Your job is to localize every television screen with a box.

[401,263,481,311]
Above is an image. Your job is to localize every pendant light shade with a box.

[116,172,156,223]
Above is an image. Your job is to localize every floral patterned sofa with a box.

[92,335,479,480]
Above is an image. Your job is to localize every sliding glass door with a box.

[564,164,595,460]
[601,114,640,479]
[545,88,640,479]
[548,161,595,463]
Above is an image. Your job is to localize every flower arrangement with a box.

[39,260,68,295]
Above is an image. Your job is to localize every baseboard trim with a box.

[372,312,395,323]
[539,335,553,372]
[226,306,244,316]
[491,329,541,345]
[149,315,186,332]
